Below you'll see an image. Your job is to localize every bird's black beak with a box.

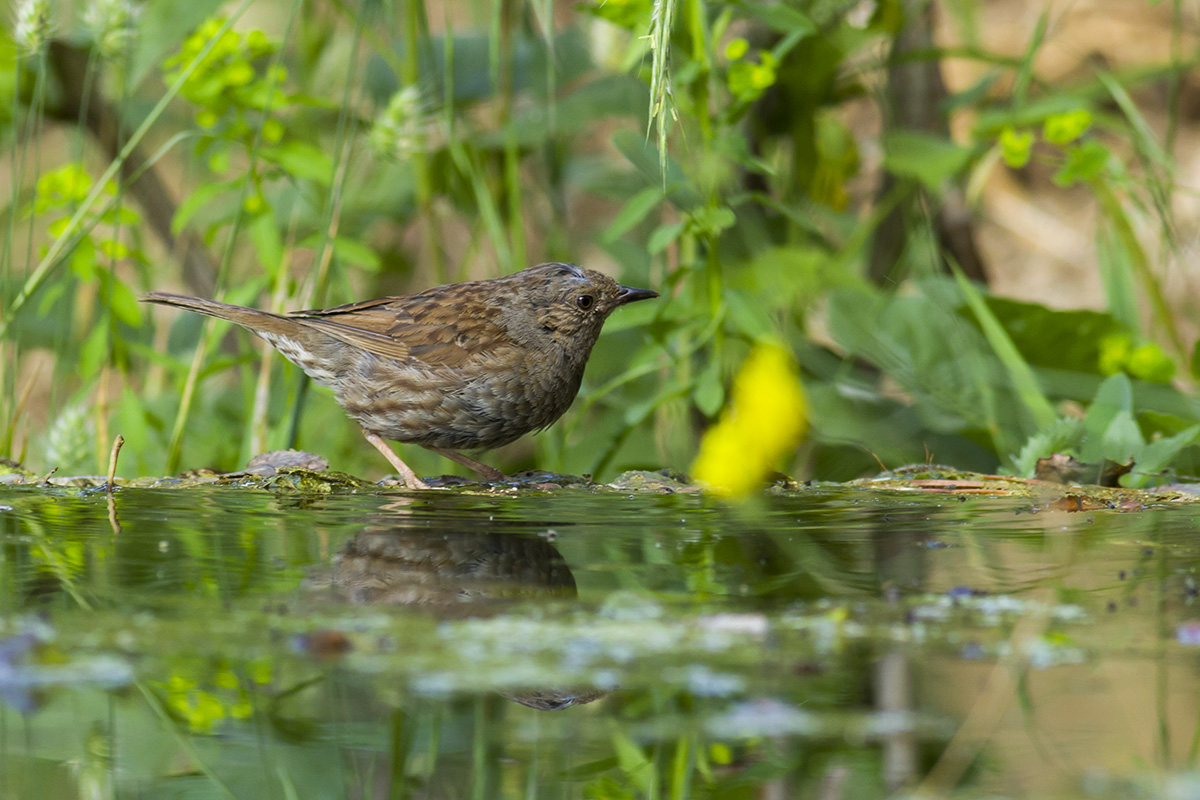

[616,285,659,305]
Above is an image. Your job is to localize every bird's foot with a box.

[426,446,509,482]
[362,430,430,489]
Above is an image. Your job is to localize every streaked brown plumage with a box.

[305,525,607,708]
[142,262,657,488]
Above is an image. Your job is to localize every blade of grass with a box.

[1092,180,1187,364]
[403,0,447,282]
[497,0,526,269]
[0,2,255,340]
[1010,9,1047,109]
[165,0,296,473]
[951,265,1057,430]
[3,48,50,460]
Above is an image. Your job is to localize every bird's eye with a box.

[576,294,595,311]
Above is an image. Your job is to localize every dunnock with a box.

[143,262,657,488]
[307,522,606,708]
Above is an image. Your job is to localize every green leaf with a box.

[883,131,972,191]
[79,324,109,380]
[1053,140,1110,187]
[1095,225,1141,334]
[953,269,1057,429]
[725,292,777,342]
[687,206,736,236]
[982,296,1124,373]
[1137,425,1200,483]
[1081,373,1133,462]
[0,33,16,126]
[623,383,686,427]
[172,179,238,235]
[1042,109,1092,145]
[604,187,663,242]
[133,0,229,85]
[1012,417,1085,477]
[735,2,816,36]
[1126,343,1174,383]
[249,213,283,274]
[330,236,381,272]
[611,129,701,209]
[100,272,145,328]
[117,385,155,475]
[69,236,98,281]
[261,141,333,185]
[693,358,725,416]
[647,221,685,254]
[1000,127,1033,168]
[1100,410,1143,464]
[611,730,654,794]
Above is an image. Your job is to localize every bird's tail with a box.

[141,292,305,336]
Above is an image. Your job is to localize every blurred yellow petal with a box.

[692,344,807,497]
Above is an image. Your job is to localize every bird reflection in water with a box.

[308,523,607,710]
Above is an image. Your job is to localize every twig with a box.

[106,434,124,493]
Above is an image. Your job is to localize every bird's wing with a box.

[289,286,512,368]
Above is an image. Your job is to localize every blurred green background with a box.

[4,0,1200,485]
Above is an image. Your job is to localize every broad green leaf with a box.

[735,2,817,36]
[331,236,381,272]
[173,180,238,235]
[0,31,16,125]
[693,357,725,416]
[883,131,972,191]
[648,222,685,254]
[605,187,663,242]
[1136,425,1200,484]
[1081,373,1133,462]
[1011,417,1085,477]
[725,291,778,342]
[611,129,701,210]
[623,382,686,427]
[100,272,145,328]
[132,0,229,85]
[69,236,98,281]
[687,206,736,236]
[1043,109,1092,145]
[1100,410,1143,463]
[610,730,654,794]
[79,324,109,380]
[249,214,283,274]
[981,296,1124,373]
[261,142,334,185]
[1000,127,1033,168]
[1053,140,1110,187]
[953,268,1057,429]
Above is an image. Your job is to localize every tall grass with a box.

[2,0,1199,486]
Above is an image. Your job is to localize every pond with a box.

[1,476,1199,798]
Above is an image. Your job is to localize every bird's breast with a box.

[332,345,587,450]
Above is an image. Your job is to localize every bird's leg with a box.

[362,429,429,489]
[426,446,509,481]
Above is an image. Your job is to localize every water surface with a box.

[1,483,1198,798]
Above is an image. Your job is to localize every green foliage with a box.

[1,0,1198,489]
[1012,375,1200,487]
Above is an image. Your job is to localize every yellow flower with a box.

[692,344,808,497]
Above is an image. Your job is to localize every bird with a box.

[142,262,658,488]
[304,522,608,708]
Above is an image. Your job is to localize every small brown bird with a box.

[142,262,657,488]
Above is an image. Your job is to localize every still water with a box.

[1,481,1199,798]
